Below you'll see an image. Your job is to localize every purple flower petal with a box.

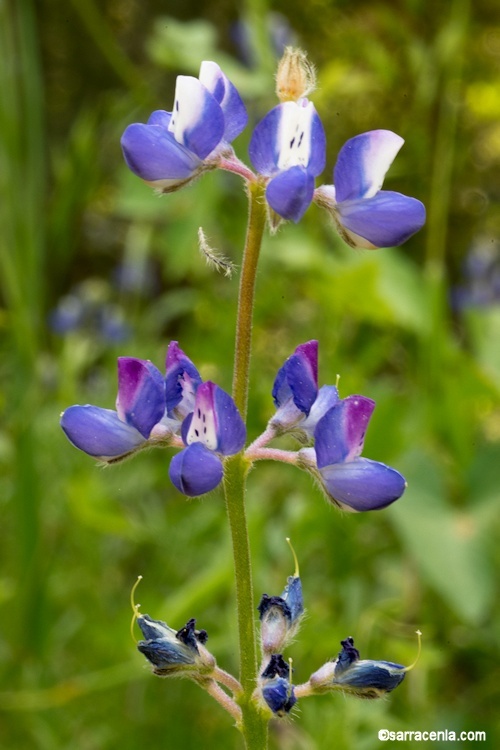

[334,130,404,203]
[266,166,315,222]
[121,118,201,185]
[301,384,340,437]
[169,443,223,496]
[315,396,375,467]
[273,340,318,414]
[249,104,283,175]
[319,457,406,511]
[212,384,246,454]
[183,382,246,455]
[116,358,165,438]
[199,61,248,142]
[336,190,426,249]
[169,76,225,160]
[61,405,145,460]
[165,341,202,420]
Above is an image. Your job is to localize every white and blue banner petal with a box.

[334,130,404,203]
[199,61,248,142]
[169,76,225,159]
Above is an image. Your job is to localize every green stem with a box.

[232,182,267,420]
[223,182,268,749]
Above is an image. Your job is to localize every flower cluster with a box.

[61,338,405,511]
[121,51,425,249]
[60,341,245,496]
[253,551,414,716]
[264,340,407,512]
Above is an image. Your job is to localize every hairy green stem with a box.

[231,182,267,420]
[223,182,268,748]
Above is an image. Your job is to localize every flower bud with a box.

[309,635,418,699]
[276,47,316,102]
[258,541,304,654]
[137,614,215,677]
[258,654,297,717]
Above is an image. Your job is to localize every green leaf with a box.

[389,450,494,624]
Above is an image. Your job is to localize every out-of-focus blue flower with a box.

[249,98,326,222]
[258,573,304,654]
[270,340,339,437]
[61,341,201,462]
[137,614,215,677]
[309,636,407,698]
[169,381,246,497]
[312,395,406,511]
[452,238,500,310]
[315,130,426,248]
[259,654,297,716]
[121,61,247,193]
[231,13,296,68]
[49,283,131,343]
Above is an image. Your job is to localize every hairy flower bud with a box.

[137,614,215,677]
[276,47,316,102]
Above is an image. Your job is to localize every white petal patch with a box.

[199,61,222,98]
[168,77,206,146]
[186,403,218,450]
[361,131,404,199]
[276,101,313,170]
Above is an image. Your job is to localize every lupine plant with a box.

[61,50,425,749]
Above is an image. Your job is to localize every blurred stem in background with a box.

[422,0,470,394]
[0,0,46,656]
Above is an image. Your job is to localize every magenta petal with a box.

[116,358,165,438]
[315,396,375,467]
[319,457,406,511]
[61,405,145,460]
[169,443,223,496]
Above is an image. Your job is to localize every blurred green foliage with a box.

[1,0,499,747]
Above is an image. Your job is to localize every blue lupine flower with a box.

[121,61,247,192]
[310,636,406,699]
[259,654,297,716]
[249,99,326,222]
[270,340,339,436]
[169,381,246,496]
[137,614,215,677]
[60,341,201,462]
[312,395,406,511]
[315,129,426,248]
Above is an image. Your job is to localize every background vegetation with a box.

[1,0,499,747]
